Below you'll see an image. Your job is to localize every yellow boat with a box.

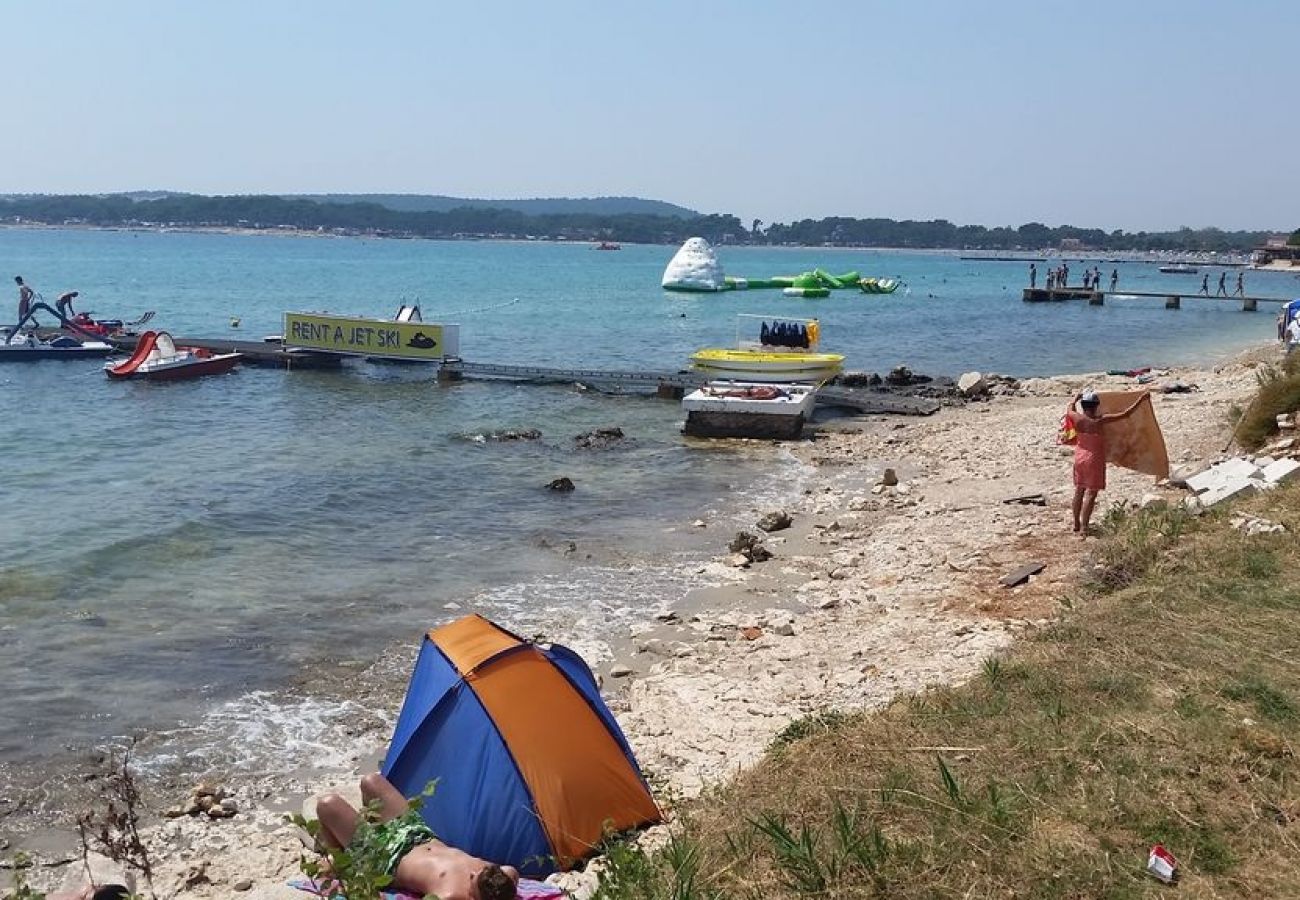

[689,348,844,383]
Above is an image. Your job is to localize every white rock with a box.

[609,665,633,678]
[774,622,795,637]
[957,371,989,397]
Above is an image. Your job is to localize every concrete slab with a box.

[1186,458,1262,494]
[1196,478,1259,509]
[1262,457,1300,485]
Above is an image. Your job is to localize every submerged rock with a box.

[574,427,626,449]
[481,428,542,442]
[546,477,576,492]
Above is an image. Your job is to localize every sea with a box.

[1,228,1294,828]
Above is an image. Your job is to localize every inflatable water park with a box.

[660,237,901,296]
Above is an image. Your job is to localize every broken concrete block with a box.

[1262,457,1300,485]
[1196,479,1258,509]
[1186,458,1262,494]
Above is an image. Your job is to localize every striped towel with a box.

[290,877,565,899]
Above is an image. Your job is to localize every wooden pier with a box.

[1022,287,1288,311]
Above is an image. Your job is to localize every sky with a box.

[3,1,1297,231]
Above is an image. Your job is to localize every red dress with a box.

[1069,411,1106,490]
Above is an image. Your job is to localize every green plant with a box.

[769,710,849,751]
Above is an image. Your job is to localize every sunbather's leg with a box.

[360,772,411,821]
[315,793,361,849]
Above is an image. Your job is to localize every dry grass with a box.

[595,487,1300,899]
[1233,353,1300,450]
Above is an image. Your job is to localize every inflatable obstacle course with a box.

[661,237,901,296]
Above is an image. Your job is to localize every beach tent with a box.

[381,615,661,877]
[1284,298,1300,327]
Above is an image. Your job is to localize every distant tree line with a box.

[0,193,1278,252]
[757,218,1272,253]
[0,194,743,244]
[1289,228,1300,247]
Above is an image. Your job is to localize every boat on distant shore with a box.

[105,330,240,380]
[595,241,621,251]
[1158,265,1199,274]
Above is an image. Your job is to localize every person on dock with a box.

[14,275,35,326]
[1061,263,1069,286]
[1233,272,1244,297]
[1064,390,1140,537]
[1199,275,1210,296]
[1216,272,1228,297]
[1110,269,1119,291]
[1286,316,1300,355]
[315,772,520,900]
[56,290,79,321]
[1029,263,1037,289]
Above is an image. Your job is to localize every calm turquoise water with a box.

[0,229,1294,797]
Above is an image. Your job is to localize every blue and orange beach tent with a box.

[381,615,661,877]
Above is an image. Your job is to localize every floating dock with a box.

[1023,288,1287,311]
[439,359,941,416]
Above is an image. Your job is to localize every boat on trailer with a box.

[682,381,818,439]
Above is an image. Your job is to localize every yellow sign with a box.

[283,313,458,360]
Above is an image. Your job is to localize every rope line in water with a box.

[439,297,520,316]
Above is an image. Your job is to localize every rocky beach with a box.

[9,346,1277,900]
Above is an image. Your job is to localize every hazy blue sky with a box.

[3,1,1296,230]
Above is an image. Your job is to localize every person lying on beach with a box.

[316,773,519,900]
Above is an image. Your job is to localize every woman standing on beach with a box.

[1064,390,1132,536]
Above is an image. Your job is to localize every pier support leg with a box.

[437,364,464,383]
[657,383,685,400]
[1242,297,1257,312]
[1089,292,1104,306]
[1165,296,1181,310]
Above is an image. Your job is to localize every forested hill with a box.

[0,193,741,244]
[286,194,699,218]
[0,193,1283,251]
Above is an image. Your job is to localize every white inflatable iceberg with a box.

[662,237,726,292]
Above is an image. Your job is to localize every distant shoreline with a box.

[0,223,1279,266]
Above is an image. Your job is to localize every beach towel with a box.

[290,877,565,899]
[1096,391,1170,480]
